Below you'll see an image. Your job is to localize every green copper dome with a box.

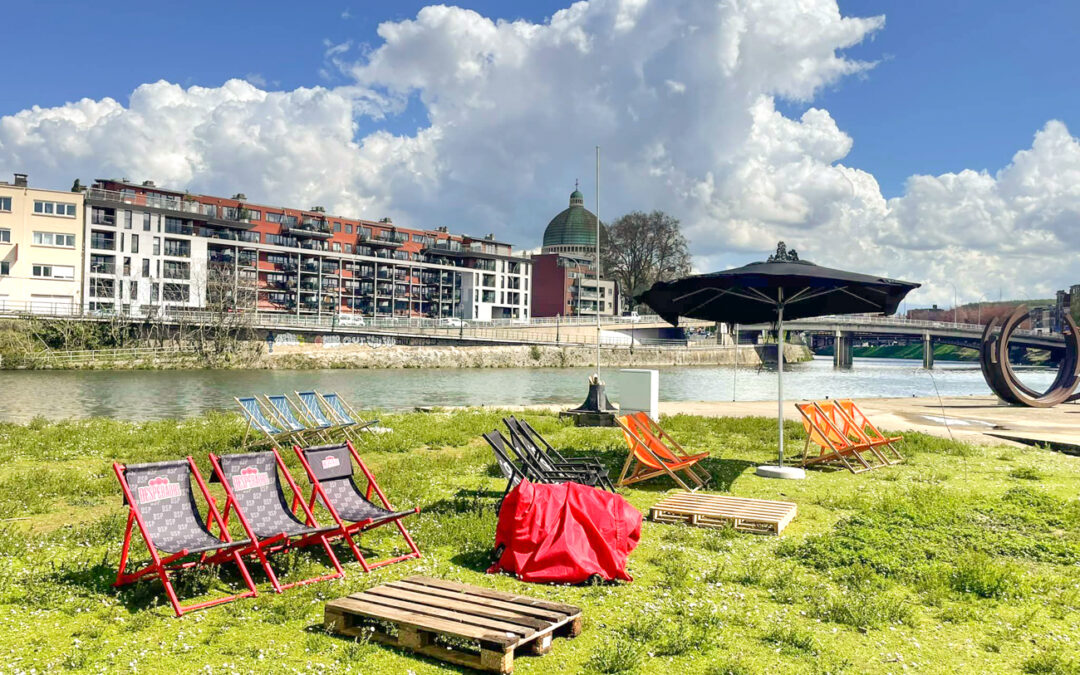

[543,188,597,248]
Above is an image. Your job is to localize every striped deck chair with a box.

[113,458,258,617]
[615,414,710,491]
[295,391,357,441]
[236,396,294,450]
[294,442,421,572]
[209,450,344,592]
[265,394,330,444]
[624,413,711,486]
[796,402,883,473]
[835,399,904,464]
[319,392,389,435]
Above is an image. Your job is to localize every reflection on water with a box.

[0,357,1056,423]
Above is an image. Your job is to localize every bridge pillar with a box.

[923,333,934,369]
[833,331,853,368]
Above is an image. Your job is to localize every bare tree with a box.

[601,210,692,307]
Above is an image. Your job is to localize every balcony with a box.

[90,263,116,275]
[425,239,463,253]
[90,236,116,251]
[358,231,403,248]
[285,218,333,239]
[86,187,205,216]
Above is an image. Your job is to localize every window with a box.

[163,260,190,280]
[123,257,131,276]
[331,242,341,252]
[151,283,159,302]
[344,244,352,254]
[33,200,77,217]
[163,239,190,257]
[266,212,282,223]
[142,259,150,277]
[333,222,342,233]
[245,208,261,220]
[0,197,10,211]
[32,264,75,280]
[131,234,139,254]
[124,210,133,229]
[345,224,353,234]
[143,213,151,231]
[0,229,9,243]
[163,283,189,302]
[129,280,138,300]
[0,262,8,275]
[90,279,115,298]
[32,231,76,248]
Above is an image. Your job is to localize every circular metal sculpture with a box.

[979,305,1080,407]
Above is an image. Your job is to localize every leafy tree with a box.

[601,210,692,307]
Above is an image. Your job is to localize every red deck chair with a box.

[113,458,258,617]
[208,450,344,593]
[796,402,882,473]
[293,442,421,572]
[615,414,710,491]
[835,399,904,464]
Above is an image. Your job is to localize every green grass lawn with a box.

[1,410,1078,674]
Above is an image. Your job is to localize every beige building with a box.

[0,174,85,313]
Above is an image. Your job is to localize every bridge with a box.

[1,300,1062,365]
[740,314,1066,367]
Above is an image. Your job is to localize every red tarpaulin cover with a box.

[487,480,642,584]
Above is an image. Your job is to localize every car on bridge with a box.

[335,314,366,327]
[439,317,469,328]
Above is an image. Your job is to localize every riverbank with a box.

[265,343,812,370]
[2,410,1078,673]
[3,342,813,371]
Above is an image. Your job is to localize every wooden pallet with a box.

[324,575,582,673]
[650,492,797,535]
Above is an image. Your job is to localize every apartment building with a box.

[0,173,85,313]
[82,179,531,320]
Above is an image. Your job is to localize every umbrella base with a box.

[754,465,806,480]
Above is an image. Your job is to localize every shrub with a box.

[587,636,646,673]
[950,551,1027,599]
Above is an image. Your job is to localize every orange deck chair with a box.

[796,402,883,473]
[616,413,711,491]
[834,399,904,464]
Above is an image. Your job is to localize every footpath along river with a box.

[0,357,1056,423]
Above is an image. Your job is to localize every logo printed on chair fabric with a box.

[321,455,340,470]
[138,476,181,503]
[232,466,271,491]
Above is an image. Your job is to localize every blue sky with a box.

[2,1,1078,304]
[5,1,1077,198]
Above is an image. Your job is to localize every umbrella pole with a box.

[755,296,805,480]
[777,306,784,467]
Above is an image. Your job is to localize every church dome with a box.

[542,187,597,250]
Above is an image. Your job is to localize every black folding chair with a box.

[209,450,344,593]
[113,458,258,617]
[483,430,531,500]
[484,429,611,490]
[294,442,421,572]
[502,418,616,492]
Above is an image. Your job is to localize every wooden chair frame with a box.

[615,415,709,491]
[293,441,421,573]
[112,457,259,617]
[796,402,883,473]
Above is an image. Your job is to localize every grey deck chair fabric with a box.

[303,445,412,524]
[216,452,335,538]
[123,460,249,554]
[238,397,284,435]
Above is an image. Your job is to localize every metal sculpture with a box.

[979,305,1080,407]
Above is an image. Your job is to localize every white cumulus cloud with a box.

[0,0,1077,307]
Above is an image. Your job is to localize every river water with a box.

[0,357,1057,423]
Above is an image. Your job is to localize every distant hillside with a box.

[815,343,979,361]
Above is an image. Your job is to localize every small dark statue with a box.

[767,241,799,262]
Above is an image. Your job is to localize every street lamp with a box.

[945,282,958,324]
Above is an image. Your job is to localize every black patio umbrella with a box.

[635,242,920,479]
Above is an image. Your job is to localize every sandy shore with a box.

[506,395,1080,450]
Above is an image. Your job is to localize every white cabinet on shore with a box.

[616,369,659,421]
